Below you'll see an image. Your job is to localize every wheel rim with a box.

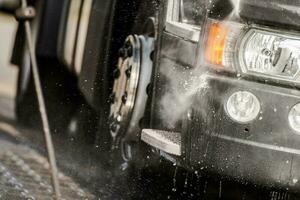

[109,34,154,160]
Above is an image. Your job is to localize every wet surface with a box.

[0,120,298,200]
[0,129,95,199]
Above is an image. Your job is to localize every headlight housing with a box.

[202,19,300,84]
[239,29,300,80]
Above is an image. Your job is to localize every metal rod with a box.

[21,0,61,198]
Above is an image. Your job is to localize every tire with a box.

[15,57,83,134]
[94,0,160,172]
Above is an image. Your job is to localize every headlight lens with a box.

[240,29,300,79]
[203,20,300,84]
[289,103,300,134]
[226,91,261,123]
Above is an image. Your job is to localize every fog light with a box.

[226,91,261,123]
[289,103,300,134]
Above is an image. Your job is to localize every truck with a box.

[7,0,300,193]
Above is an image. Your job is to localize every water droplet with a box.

[293,178,298,184]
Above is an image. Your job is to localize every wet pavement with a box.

[0,119,297,200]
[0,128,95,199]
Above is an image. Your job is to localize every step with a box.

[141,129,182,156]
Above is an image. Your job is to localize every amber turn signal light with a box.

[205,23,229,66]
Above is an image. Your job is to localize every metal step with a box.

[141,129,182,156]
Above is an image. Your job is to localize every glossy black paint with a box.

[240,0,300,31]
[148,0,300,190]
[187,74,300,189]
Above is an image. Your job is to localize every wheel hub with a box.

[109,35,154,145]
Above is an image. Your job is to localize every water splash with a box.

[159,64,209,128]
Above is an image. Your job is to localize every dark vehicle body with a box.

[10,0,300,193]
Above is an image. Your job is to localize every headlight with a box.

[203,20,300,84]
[289,103,300,134]
[226,91,261,123]
[240,29,300,80]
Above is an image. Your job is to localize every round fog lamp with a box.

[288,103,300,134]
[226,91,261,123]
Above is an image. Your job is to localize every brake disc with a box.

[109,34,154,158]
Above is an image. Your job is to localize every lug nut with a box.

[109,93,116,104]
[126,46,133,57]
[113,68,120,79]
[119,43,133,58]
[118,48,126,57]
[125,66,132,78]
[110,123,118,133]
[122,92,128,104]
